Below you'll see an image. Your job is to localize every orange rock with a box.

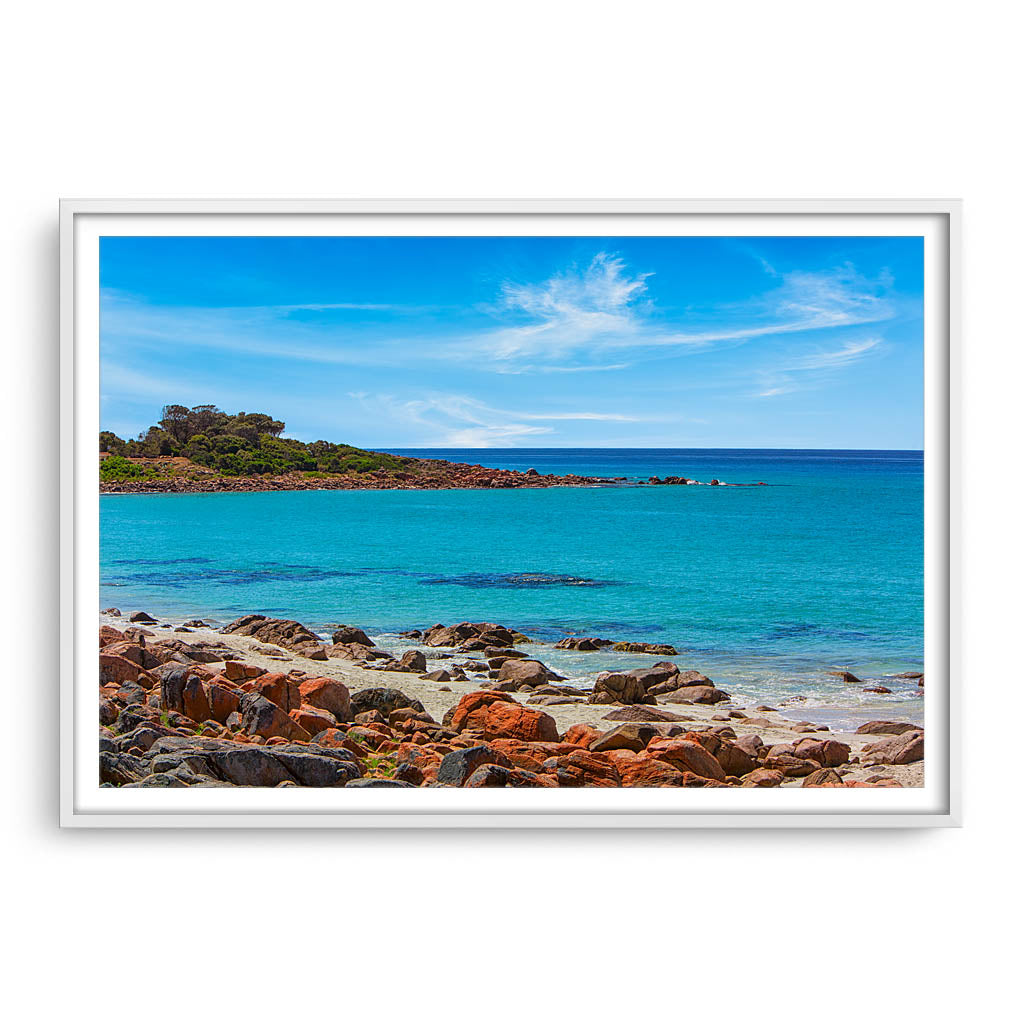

[528,772,560,788]
[297,676,351,721]
[842,779,903,788]
[489,738,580,770]
[100,640,147,667]
[604,748,640,766]
[549,750,622,787]
[480,701,559,743]
[646,738,728,782]
[762,754,821,777]
[563,723,603,748]
[792,737,851,767]
[290,704,336,735]
[678,772,731,787]
[99,653,156,688]
[346,725,391,749]
[205,681,241,723]
[252,672,301,712]
[620,756,686,787]
[99,625,125,648]
[223,660,266,682]
[488,743,545,772]
[182,676,212,723]
[310,727,368,757]
[714,739,758,777]
[740,768,786,787]
[395,743,443,775]
[449,690,517,732]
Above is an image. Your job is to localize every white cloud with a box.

[343,391,648,447]
[474,253,652,362]
[757,337,883,397]
[788,336,883,370]
[494,362,633,375]
[442,424,553,447]
[100,290,413,368]
[501,252,650,321]
[452,255,897,369]
[102,256,899,380]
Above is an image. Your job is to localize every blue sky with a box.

[100,234,923,448]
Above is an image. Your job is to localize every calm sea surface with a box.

[99,449,924,728]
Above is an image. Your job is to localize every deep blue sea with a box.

[99,449,924,728]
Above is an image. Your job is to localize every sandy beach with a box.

[98,609,924,788]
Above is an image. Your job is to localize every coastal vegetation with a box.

[98,403,625,492]
[100,403,413,478]
[98,403,751,492]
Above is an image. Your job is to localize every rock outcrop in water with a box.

[611,641,679,655]
[587,663,731,706]
[421,621,533,649]
[555,636,614,651]
[221,614,329,660]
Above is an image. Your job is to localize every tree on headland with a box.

[99,403,410,479]
[157,404,192,443]
[99,430,126,455]
[226,412,285,444]
[185,404,226,437]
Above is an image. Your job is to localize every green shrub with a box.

[99,404,416,479]
[99,455,150,482]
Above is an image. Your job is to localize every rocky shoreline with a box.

[99,453,761,494]
[98,609,924,790]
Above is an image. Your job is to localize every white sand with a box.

[102,612,924,787]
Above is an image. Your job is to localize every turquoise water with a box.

[99,449,924,728]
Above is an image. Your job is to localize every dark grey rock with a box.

[590,723,662,753]
[122,773,191,788]
[331,625,373,647]
[114,704,153,735]
[267,750,360,786]
[349,687,425,718]
[464,764,514,787]
[99,751,149,786]
[399,650,427,672]
[345,778,416,787]
[114,725,168,754]
[436,745,511,786]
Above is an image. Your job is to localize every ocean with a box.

[99,448,924,729]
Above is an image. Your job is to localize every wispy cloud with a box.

[274,302,398,312]
[756,337,883,397]
[494,362,634,376]
[102,255,898,380]
[100,290,418,368]
[452,255,897,369]
[344,391,649,447]
[100,236,921,448]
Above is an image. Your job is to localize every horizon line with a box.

[373,444,925,453]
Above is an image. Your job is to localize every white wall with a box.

[3,2,1017,1020]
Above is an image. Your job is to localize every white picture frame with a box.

[60,198,960,828]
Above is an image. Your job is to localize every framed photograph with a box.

[60,199,959,827]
